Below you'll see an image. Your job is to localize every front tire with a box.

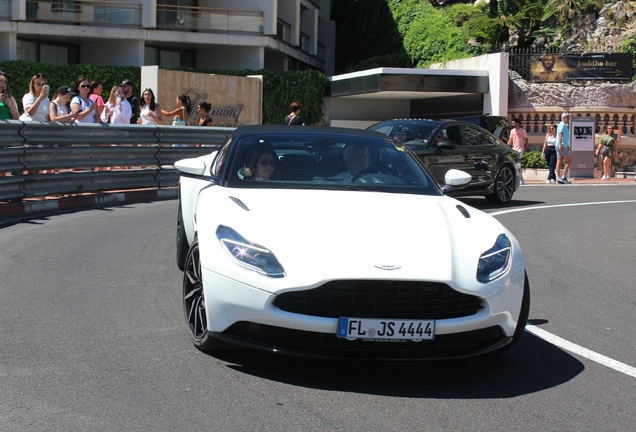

[183,238,222,353]
[485,165,515,204]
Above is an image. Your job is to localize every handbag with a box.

[599,145,610,156]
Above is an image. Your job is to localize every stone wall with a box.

[508,71,636,109]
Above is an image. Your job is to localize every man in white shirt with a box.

[331,143,370,181]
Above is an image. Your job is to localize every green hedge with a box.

[521,150,548,169]
[0,61,329,125]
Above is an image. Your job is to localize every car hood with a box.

[199,188,507,293]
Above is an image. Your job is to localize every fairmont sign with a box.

[531,53,632,83]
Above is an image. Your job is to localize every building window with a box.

[17,40,78,64]
[51,0,81,13]
[145,46,194,68]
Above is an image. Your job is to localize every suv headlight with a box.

[216,226,286,278]
[477,234,512,283]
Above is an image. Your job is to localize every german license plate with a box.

[337,318,435,341]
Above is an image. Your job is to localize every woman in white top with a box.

[49,86,77,122]
[101,85,132,124]
[21,73,50,121]
[541,124,558,184]
[137,88,162,125]
[70,77,99,123]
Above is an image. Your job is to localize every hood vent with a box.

[229,196,250,211]
[456,205,470,218]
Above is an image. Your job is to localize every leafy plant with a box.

[521,150,548,169]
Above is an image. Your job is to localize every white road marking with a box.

[525,325,636,378]
[489,200,636,378]
[490,200,636,216]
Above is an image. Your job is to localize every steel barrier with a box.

[0,120,234,201]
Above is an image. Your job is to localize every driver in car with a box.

[331,143,370,182]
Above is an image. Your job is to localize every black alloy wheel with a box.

[486,165,515,204]
[183,238,222,352]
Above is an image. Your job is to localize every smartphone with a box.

[42,85,49,96]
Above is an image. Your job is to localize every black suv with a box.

[368,119,520,204]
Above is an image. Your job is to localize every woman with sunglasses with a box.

[70,77,99,123]
[21,73,50,121]
[196,102,213,126]
[239,145,278,181]
[0,76,20,120]
[596,125,618,180]
[137,88,162,125]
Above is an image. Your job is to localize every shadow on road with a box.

[213,332,583,399]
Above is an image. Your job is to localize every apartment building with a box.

[0,0,335,75]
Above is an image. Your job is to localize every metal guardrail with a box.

[0,121,233,201]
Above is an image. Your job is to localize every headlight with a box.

[216,226,286,278]
[477,234,512,283]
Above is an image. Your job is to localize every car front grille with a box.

[273,280,483,320]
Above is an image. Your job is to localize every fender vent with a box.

[229,196,249,211]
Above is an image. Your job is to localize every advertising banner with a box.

[531,53,632,83]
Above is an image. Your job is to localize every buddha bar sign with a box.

[530,53,632,83]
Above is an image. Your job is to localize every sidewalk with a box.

[522,177,635,186]
[0,188,178,224]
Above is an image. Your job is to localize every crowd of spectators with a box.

[0,71,215,127]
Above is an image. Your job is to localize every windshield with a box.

[369,121,439,147]
[226,132,441,196]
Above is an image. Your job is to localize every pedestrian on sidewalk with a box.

[596,125,617,180]
[556,112,572,184]
[284,101,303,125]
[508,118,528,184]
[541,124,558,183]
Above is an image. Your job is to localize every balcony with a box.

[156,5,263,34]
[275,19,292,44]
[25,0,141,27]
[300,31,310,53]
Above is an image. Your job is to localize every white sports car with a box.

[175,125,529,360]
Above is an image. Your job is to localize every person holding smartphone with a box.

[21,73,50,121]
[0,75,20,120]
[70,77,100,123]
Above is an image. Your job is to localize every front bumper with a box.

[201,268,523,359]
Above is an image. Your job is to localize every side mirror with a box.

[175,158,208,176]
[442,169,471,192]
[438,139,457,149]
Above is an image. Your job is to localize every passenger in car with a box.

[330,143,370,181]
[239,146,278,181]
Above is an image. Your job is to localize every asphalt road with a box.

[1,184,635,431]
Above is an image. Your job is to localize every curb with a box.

[0,188,177,223]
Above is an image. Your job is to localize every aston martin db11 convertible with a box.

[175,125,529,360]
